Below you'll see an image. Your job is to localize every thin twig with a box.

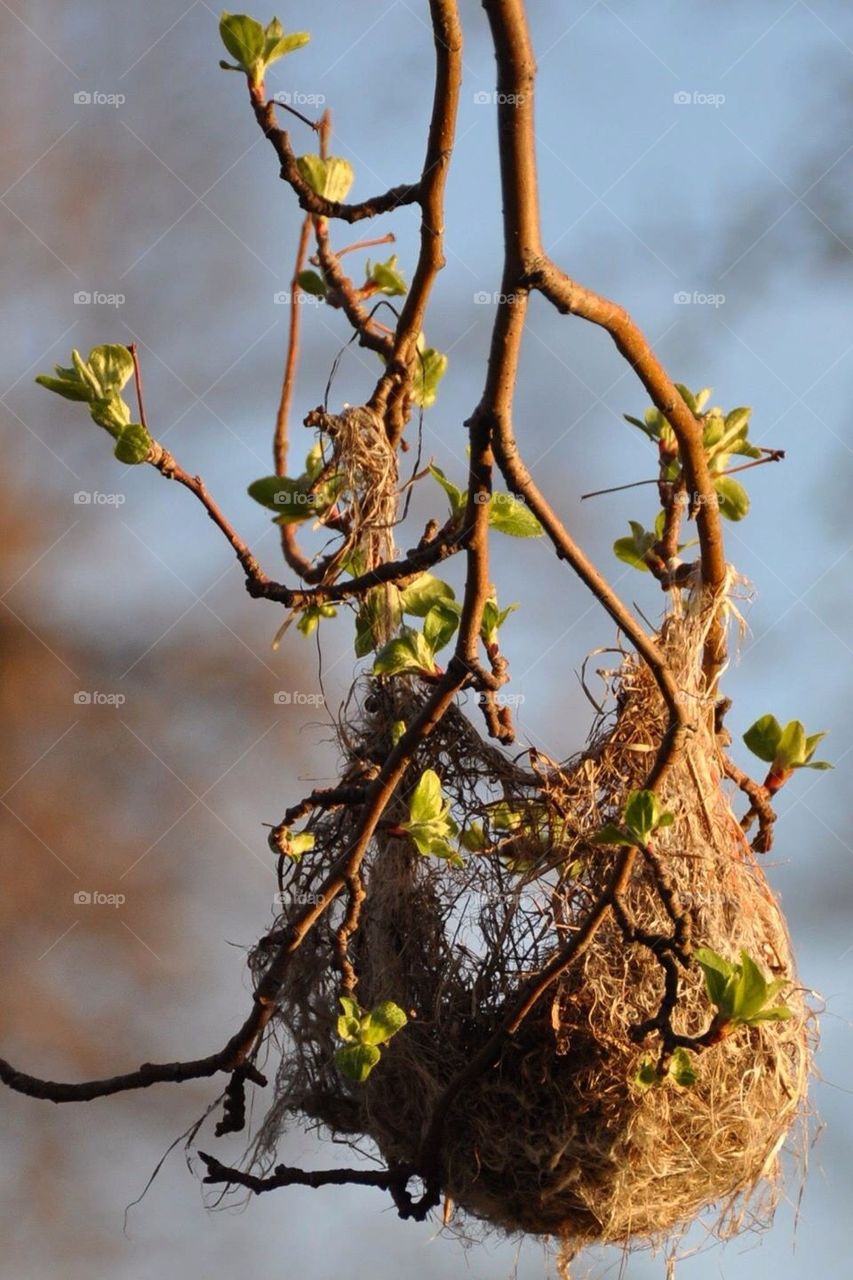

[274,215,313,476]
[370,0,464,447]
[336,232,396,260]
[199,1152,412,1198]
[249,85,421,224]
[581,451,785,500]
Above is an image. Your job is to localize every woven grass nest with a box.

[254,596,812,1254]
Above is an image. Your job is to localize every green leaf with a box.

[219,13,266,68]
[407,769,445,826]
[262,25,310,70]
[803,759,833,771]
[613,537,650,573]
[354,587,401,658]
[693,947,734,1009]
[489,801,523,832]
[296,603,336,637]
[36,345,133,405]
[743,715,783,764]
[338,995,360,1022]
[113,423,152,464]
[634,1058,659,1090]
[36,346,139,448]
[674,383,697,413]
[764,977,788,1004]
[219,13,307,83]
[403,770,459,862]
[89,394,131,437]
[702,409,726,449]
[367,254,408,297]
[248,474,326,523]
[399,573,456,618]
[723,406,751,436]
[668,1047,697,1087]
[248,475,299,511]
[88,345,134,396]
[335,1042,381,1083]
[731,949,770,1022]
[337,1013,361,1041]
[624,790,656,843]
[296,269,327,297]
[480,597,518,647]
[729,439,763,460]
[695,947,793,1028]
[459,821,485,852]
[623,789,673,845]
[804,731,827,763]
[422,600,461,654]
[336,996,362,1042]
[303,441,326,481]
[749,1005,792,1022]
[776,719,807,770]
[623,412,659,441]
[360,1001,408,1047]
[429,465,466,519]
[289,831,315,857]
[643,406,665,439]
[35,371,90,402]
[707,405,760,464]
[590,822,635,847]
[411,344,447,409]
[694,387,712,412]
[296,155,355,203]
[372,628,437,677]
[613,519,656,572]
[354,612,375,658]
[278,828,316,861]
[69,352,98,401]
[407,829,461,864]
[714,475,750,521]
[488,493,543,537]
[390,720,406,746]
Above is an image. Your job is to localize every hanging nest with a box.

[252,592,812,1254]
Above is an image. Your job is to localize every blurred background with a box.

[0,2,850,1277]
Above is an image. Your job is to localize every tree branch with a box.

[199,1152,412,1198]
[370,0,464,447]
[481,0,726,685]
[249,88,421,224]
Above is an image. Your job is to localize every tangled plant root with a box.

[253,598,812,1254]
[308,403,398,579]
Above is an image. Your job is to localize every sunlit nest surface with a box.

[252,599,812,1253]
